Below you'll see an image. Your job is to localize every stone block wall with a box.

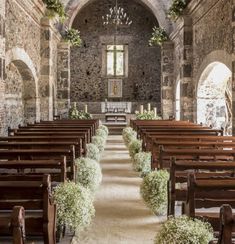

[70,0,161,110]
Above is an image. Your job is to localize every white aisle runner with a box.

[72,135,164,244]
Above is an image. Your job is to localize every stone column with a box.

[179,16,193,121]
[161,41,174,119]
[232,2,235,135]
[0,1,5,135]
[57,41,70,118]
[39,17,54,121]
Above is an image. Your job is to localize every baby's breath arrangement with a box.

[53,181,95,231]
[167,0,187,21]
[122,127,137,146]
[92,136,106,153]
[140,170,169,215]
[155,215,214,244]
[98,125,109,136]
[63,28,82,47]
[75,157,102,193]
[149,27,168,46]
[133,152,151,175]
[68,103,92,119]
[86,143,100,162]
[42,0,66,20]
[128,139,142,159]
[96,128,108,140]
[135,110,161,120]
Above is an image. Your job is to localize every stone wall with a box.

[70,0,161,112]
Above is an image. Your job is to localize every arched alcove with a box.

[197,62,232,135]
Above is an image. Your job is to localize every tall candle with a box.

[154,107,157,118]
[74,102,77,107]
[147,103,151,112]
[140,105,144,114]
[84,104,88,113]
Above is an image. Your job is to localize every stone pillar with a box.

[57,41,70,118]
[39,17,54,121]
[0,1,5,135]
[179,16,193,121]
[232,2,235,135]
[161,41,174,119]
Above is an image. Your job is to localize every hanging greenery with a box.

[167,0,187,21]
[149,27,168,46]
[42,0,66,20]
[63,28,82,47]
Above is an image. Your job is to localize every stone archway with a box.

[197,62,232,135]
[5,48,39,130]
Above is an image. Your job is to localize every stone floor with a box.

[72,135,165,244]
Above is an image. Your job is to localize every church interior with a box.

[0,0,235,243]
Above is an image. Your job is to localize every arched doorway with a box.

[175,80,180,120]
[197,62,232,135]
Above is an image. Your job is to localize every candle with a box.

[84,104,88,113]
[74,102,77,107]
[154,107,157,118]
[147,103,151,112]
[140,105,144,114]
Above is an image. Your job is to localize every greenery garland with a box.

[42,0,66,20]
[167,0,187,21]
[53,181,95,231]
[75,157,102,193]
[140,170,169,215]
[155,215,214,244]
[149,26,168,46]
[63,28,82,47]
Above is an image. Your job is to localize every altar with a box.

[101,102,132,114]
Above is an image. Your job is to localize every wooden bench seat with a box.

[0,174,56,244]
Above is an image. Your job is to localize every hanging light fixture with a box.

[102,0,132,26]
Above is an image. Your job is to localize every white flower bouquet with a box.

[86,143,100,162]
[92,136,106,152]
[133,152,151,175]
[128,139,142,159]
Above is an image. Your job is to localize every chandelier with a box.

[102,0,132,26]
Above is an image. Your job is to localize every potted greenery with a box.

[92,136,106,153]
[42,0,66,20]
[155,215,214,243]
[167,0,187,21]
[133,152,151,176]
[140,170,169,215]
[128,139,142,159]
[86,143,101,162]
[122,127,137,146]
[149,27,168,46]
[75,157,102,193]
[53,181,95,231]
[63,28,82,47]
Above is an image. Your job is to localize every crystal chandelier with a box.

[102,0,132,26]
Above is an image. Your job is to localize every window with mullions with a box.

[106,45,125,77]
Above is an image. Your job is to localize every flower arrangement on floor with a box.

[96,128,108,140]
[86,143,101,162]
[92,136,106,153]
[155,215,214,244]
[69,103,92,119]
[98,125,109,137]
[140,170,169,215]
[128,139,142,159]
[75,157,102,193]
[135,110,161,120]
[149,26,168,46]
[42,0,66,20]
[53,181,95,231]
[133,152,151,176]
[167,0,187,21]
[63,28,82,47]
[122,127,137,147]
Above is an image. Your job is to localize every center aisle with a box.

[72,135,165,244]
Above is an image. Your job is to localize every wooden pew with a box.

[0,147,75,180]
[0,174,56,244]
[0,158,67,182]
[0,206,25,244]
[217,204,235,244]
[168,159,235,216]
[182,173,235,232]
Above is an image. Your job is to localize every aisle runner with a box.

[72,135,163,244]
